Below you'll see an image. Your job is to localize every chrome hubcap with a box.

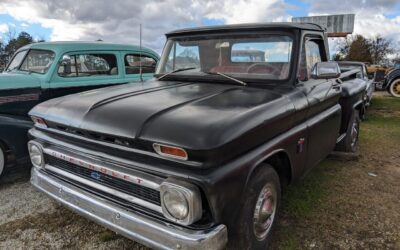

[350,119,358,149]
[253,183,277,241]
[394,82,400,95]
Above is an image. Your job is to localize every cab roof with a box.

[166,22,324,37]
[17,41,158,57]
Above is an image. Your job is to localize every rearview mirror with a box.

[311,62,341,79]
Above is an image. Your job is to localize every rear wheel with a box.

[337,110,360,152]
[389,79,400,98]
[231,165,281,250]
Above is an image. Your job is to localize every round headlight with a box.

[162,189,189,220]
[28,142,43,167]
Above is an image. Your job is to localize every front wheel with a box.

[230,165,281,250]
[389,79,400,98]
[337,110,360,152]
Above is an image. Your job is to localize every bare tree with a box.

[369,35,395,65]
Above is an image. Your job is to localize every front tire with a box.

[389,79,400,97]
[337,110,360,152]
[231,165,281,250]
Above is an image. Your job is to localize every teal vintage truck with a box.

[0,41,159,178]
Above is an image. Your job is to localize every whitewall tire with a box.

[389,79,400,98]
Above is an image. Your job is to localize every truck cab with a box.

[0,42,159,178]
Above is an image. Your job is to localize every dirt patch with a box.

[0,94,399,249]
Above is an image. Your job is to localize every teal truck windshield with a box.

[6,50,28,72]
[6,49,55,74]
[156,34,293,80]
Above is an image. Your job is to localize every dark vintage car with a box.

[28,23,364,249]
[338,61,374,108]
[383,67,400,97]
[0,42,159,178]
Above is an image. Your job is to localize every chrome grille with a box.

[45,154,161,205]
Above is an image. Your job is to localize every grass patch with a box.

[281,160,340,218]
[279,238,297,250]
[370,95,400,111]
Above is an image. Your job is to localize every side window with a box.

[165,43,200,71]
[298,38,323,81]
[58,53,118,77]
[125,54,157,74]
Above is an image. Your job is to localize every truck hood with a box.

[30,80,293,151]
[0,72,41,90]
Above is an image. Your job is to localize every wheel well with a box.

[354,101,364,115]
[263,151,292,187]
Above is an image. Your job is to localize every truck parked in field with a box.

[29,23,365,249]
[0,42,159,178]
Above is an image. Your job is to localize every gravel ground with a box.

[0,92,399,249]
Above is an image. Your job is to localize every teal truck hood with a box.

[0,72,41,90]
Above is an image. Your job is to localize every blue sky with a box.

[0,0,399,54]
[0,14,51,41]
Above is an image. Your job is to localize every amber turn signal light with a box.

[153,143,188,160]
[31,116,47,128]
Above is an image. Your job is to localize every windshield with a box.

[6,50,28,72]
[156,34,293,81]
[339,65,363,78]
[19,49,55,74]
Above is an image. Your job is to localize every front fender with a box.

[0,114,33,163]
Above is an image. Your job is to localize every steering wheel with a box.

[246,63,280,76]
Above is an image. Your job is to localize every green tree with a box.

[4,31,34,56]
[346,35,372,63]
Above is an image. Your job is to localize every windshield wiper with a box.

[206,71,247,86]
[157,67,197,80]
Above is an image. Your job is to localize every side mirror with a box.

[311,62,341,79]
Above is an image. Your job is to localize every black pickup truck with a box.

[28,23,364,249]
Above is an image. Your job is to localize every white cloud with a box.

[0,23,8,33]
[306,0,400,53]
[0,0,289,52]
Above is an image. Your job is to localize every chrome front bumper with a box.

[31,167,228,250]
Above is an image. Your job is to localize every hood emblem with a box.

[90,171,101,180]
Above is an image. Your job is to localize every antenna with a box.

[139,24,143,82]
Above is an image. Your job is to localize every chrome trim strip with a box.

[45,164,163,213]
[43,147,162,190]
[336,133,346,144]
[32,126,202,167]
[31,167,228,250]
